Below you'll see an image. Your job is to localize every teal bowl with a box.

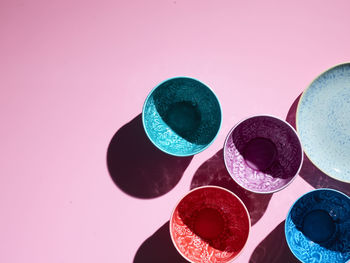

[142,77,222,156]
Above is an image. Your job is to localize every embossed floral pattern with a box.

[170,187,250,263]
[224,116,303,193]
[285,189,350,263]
[143,77,221,156]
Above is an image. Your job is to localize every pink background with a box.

[1,0,350,262]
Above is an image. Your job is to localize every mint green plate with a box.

[297,63,350,183]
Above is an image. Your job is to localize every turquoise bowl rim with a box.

[142,76,223,157]
[284,188,350,262]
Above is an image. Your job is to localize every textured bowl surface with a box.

[285,189,350,263]
[142,77,222,156]
[170,186,250,263]
[297,63,350,183]
[224,115,303,193]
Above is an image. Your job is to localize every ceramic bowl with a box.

[285,188,350,263]
[170,186,250,263]
[297,63,350,183]
[142,77,222,156]
[224,115,303,193]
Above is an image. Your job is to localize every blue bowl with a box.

[142,77,222,156]
[285,188,350,263]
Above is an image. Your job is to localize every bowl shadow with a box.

[249,221,300,263]
[107,114,193,199]
[190,150,273,226]
[286,94,350,196]
[133,221,188,263]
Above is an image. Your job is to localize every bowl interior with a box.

[285,189,350,263]
[297,63,350,182]
[224,116,302,193]
[170,187,250,263]
[143,77,221,156]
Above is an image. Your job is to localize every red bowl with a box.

[170,186,251,263]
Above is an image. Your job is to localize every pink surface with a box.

[1,0,350,262]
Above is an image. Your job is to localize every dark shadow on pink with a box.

[133,221,188,263]
[107,114,193,199]
[190,149,273,226]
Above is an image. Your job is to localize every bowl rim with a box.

[142,76,223,157]
[284,188,350,262]
[223,114,304,194]
[169,185,251,263]
[296,62,350,183]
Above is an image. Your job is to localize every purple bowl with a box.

[224,115,303,193]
